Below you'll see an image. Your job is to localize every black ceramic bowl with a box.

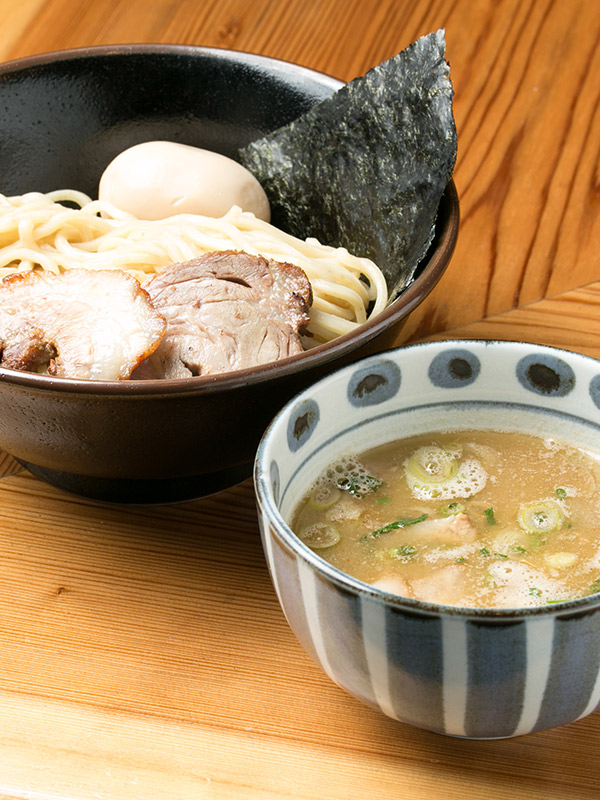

[0,44,459,503]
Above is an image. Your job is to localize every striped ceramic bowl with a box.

[254,339,600,738]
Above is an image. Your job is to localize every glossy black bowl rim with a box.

[0,44,459,397]
[0,42,344,92]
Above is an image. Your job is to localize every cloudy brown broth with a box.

[292,431,600,608]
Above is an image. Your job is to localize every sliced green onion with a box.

[405,446,459,485]
[308,484,342,510]
[298,522,340,549]
[544,551,577,568]
[527,533,547,552]
[518,501,564,534]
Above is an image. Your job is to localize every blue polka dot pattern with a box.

[589,375,600,411]
[269,459,280,505]
[428,348,481,388]
[347,360,401,407]
[516,354,575,397]
[287,398,320,452]
[256,340,600,740]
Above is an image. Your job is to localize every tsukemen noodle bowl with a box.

[254,340,600,738]
[0,43,458,503]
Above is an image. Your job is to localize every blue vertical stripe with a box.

[312,574,375,707]
[464,619,527,738]
[535,606,600,733]
[265,527,322,668]
[385,605,446,733]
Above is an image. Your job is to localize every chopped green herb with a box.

[555,487,567,498]
[484,507,497,525]
[513,546,528,554]
[336,474,382,498]
[389,544,417,558]
[494,552,508,559]
[529,587,542,597]
[456,556,468,564]
[480,548,491,556]
[376,496,391,505]
[361,513,428,540]
[308,484,342,509]
[590,578,600,594]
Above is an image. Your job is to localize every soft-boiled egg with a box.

[98,140,270,221]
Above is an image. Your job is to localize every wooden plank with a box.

[0,0,598,797]
[0,474,598,798]
[408,281,600,358]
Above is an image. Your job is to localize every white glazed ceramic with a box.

[254,340,600,738]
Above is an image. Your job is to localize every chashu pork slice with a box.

[133,250,312,379]
[0,269,166,380]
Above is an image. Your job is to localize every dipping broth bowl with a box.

[0,45,458,504]
[254,339,600,738]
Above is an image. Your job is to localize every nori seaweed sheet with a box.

[239,30,457,298]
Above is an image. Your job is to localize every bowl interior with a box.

[0,45,341,198]
[0,44,459,392]
[257,339,600,610]
[0,46,458,502]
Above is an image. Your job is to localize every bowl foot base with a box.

[18,460,252,504]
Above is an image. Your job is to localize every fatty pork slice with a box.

[0,269,166,380]
[134,250,312,379]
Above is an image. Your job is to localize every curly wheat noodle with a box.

[0,191,389,345]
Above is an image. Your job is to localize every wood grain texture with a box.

[0,1,599,797]
[0,474,599,799]
[410,281,600,358]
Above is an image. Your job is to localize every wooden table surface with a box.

[0,1,599,797]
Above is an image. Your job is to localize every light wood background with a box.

[0,1,599,798]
